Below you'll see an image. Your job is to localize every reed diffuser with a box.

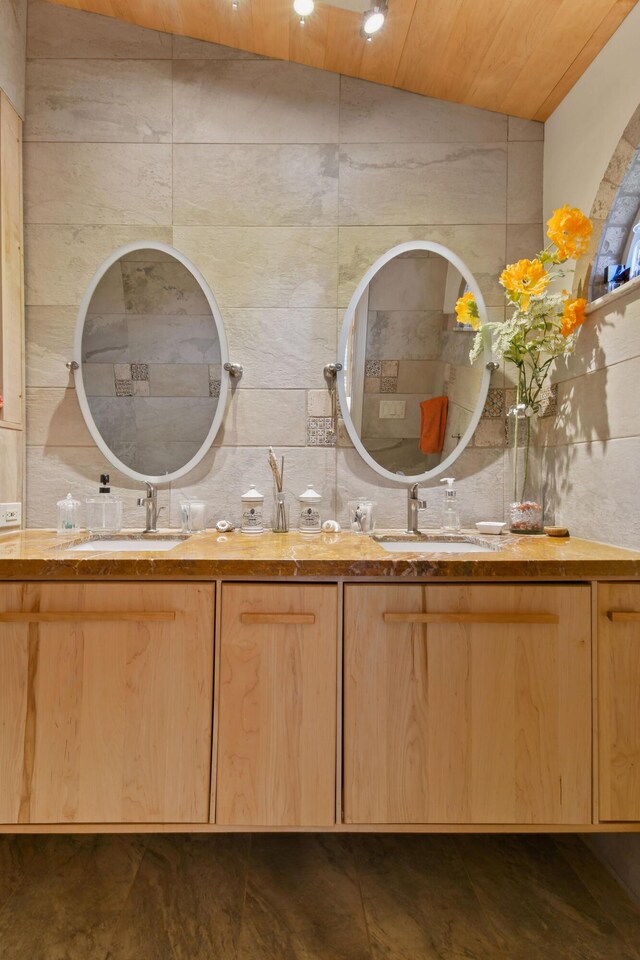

[268,447,289,533]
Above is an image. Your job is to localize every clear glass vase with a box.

[507,403,544,534]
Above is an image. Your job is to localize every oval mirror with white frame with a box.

[337,241,493,484]
[73,242,230,484]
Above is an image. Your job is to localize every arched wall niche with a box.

[574,102,640,301]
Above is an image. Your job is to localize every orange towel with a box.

[419,396,448,454]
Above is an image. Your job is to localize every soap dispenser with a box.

[86,474,123,534]
[440,477,461,532]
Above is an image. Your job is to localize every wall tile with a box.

[25,59,172,142]
[338,225,507,308]
[172,61,339,143]
[26,387,93,446]
[218,389,307,446]
[0,428,23,503]
[173,226,338,309]
[148,363,210,397]
[553,289,640,382]
[27,0,173,58]
[24,143,172,225]
[26,306,77,388]
[173,144,338,225]
[506,223,545,263]
[340,77,508,144]
[169,445,337,527]
[224,309,337,390]
[553,356,640,446]
[25,445,171,528]
[339,143,507,225]
[172,35,266,60]
[507,141,544,224]
[25,225,172,306]
[507,116,544,141]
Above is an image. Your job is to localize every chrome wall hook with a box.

[486,361,500,372]
[224,362,244,380]
[66,360,79,372]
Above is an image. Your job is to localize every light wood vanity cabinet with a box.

[216,583,338,827]
[598,583,640,822]
[343,583,592,825]
[0,582,214,825]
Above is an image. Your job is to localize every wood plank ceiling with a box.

[47,0,638,119]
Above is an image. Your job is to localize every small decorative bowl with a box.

[475,521,506,536]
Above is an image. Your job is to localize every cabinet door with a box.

[598,583,640,821]
[0,582,214,824]
[216,583,337,826]
[344,583,592,825]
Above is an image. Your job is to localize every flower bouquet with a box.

[455,205,593,533]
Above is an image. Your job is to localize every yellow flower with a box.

[546,205,592,260]
[454,291,480,330]
[499,258,549,308]
[560,297,587,337]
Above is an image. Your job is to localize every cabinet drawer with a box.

[344,583,592,825]
[216,583,337,827]
[598,583,640,821]
[0,582,215,825]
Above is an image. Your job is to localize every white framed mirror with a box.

[337,241,493,484]
[72,242,230,485]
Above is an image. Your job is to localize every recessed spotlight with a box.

[293,0,314,24]
[362,1,387,36]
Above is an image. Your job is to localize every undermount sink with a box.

[62,534,191,553]
[373,534,505,554]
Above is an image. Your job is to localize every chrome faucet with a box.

[138,482,159,533]
[407,483,427,534]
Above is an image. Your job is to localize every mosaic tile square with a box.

[114,363,131,381]
[115,379,133,397]
[131,363,149,381]
[381,360,399,377]
[380,377,398,394]
[482,388,505,418]
[133,380,149,397]
[209,378,221,398]
[306,416,336,447]
[365,359,381,377]
[539,383,558,418]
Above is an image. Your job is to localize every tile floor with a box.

[0,833,638,959]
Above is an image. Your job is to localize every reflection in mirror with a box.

[80,248,224,480]
[342,246,487,479]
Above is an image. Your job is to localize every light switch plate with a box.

[379,400,406,420]
[0,502,21,527]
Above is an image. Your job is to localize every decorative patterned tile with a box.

[381,360,399,377]
[365,359,381,377]
[131,362,149,381]
[209,378,221,398]
[364,377,380,394]
[133,380,149,396]
[482,387,505,418]
[115,378,133,397]
[114,363,131,380]
[539,382,558,418]
[307,416,336,447]
[380,377,398,394]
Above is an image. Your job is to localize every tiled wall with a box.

[23,0,544,530]
[0,0,26,117]
[549,281,640,550]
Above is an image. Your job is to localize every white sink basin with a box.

[63,535,189,553]
[373,534,504,554]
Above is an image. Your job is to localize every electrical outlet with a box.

[0,502,21,527]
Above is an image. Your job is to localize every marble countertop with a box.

[0,528,639,580]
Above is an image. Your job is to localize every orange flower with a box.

[455,291,481,330]
[560,297,587,337]
[546,205,592,260]
[499,258,549,308]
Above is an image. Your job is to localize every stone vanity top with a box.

[0,529,639,580]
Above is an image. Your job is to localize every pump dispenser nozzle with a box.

[440,477,461,532]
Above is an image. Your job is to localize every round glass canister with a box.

[241,484,264,534]
[57,492,82,534]
[298,484,322,534]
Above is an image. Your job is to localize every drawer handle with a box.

[240,613,316,625]
[607,611,640,622]
[383,612,560,625]
[0,611,176,623]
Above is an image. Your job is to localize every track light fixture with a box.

[293,0,315,24]
[361,1,388,38]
